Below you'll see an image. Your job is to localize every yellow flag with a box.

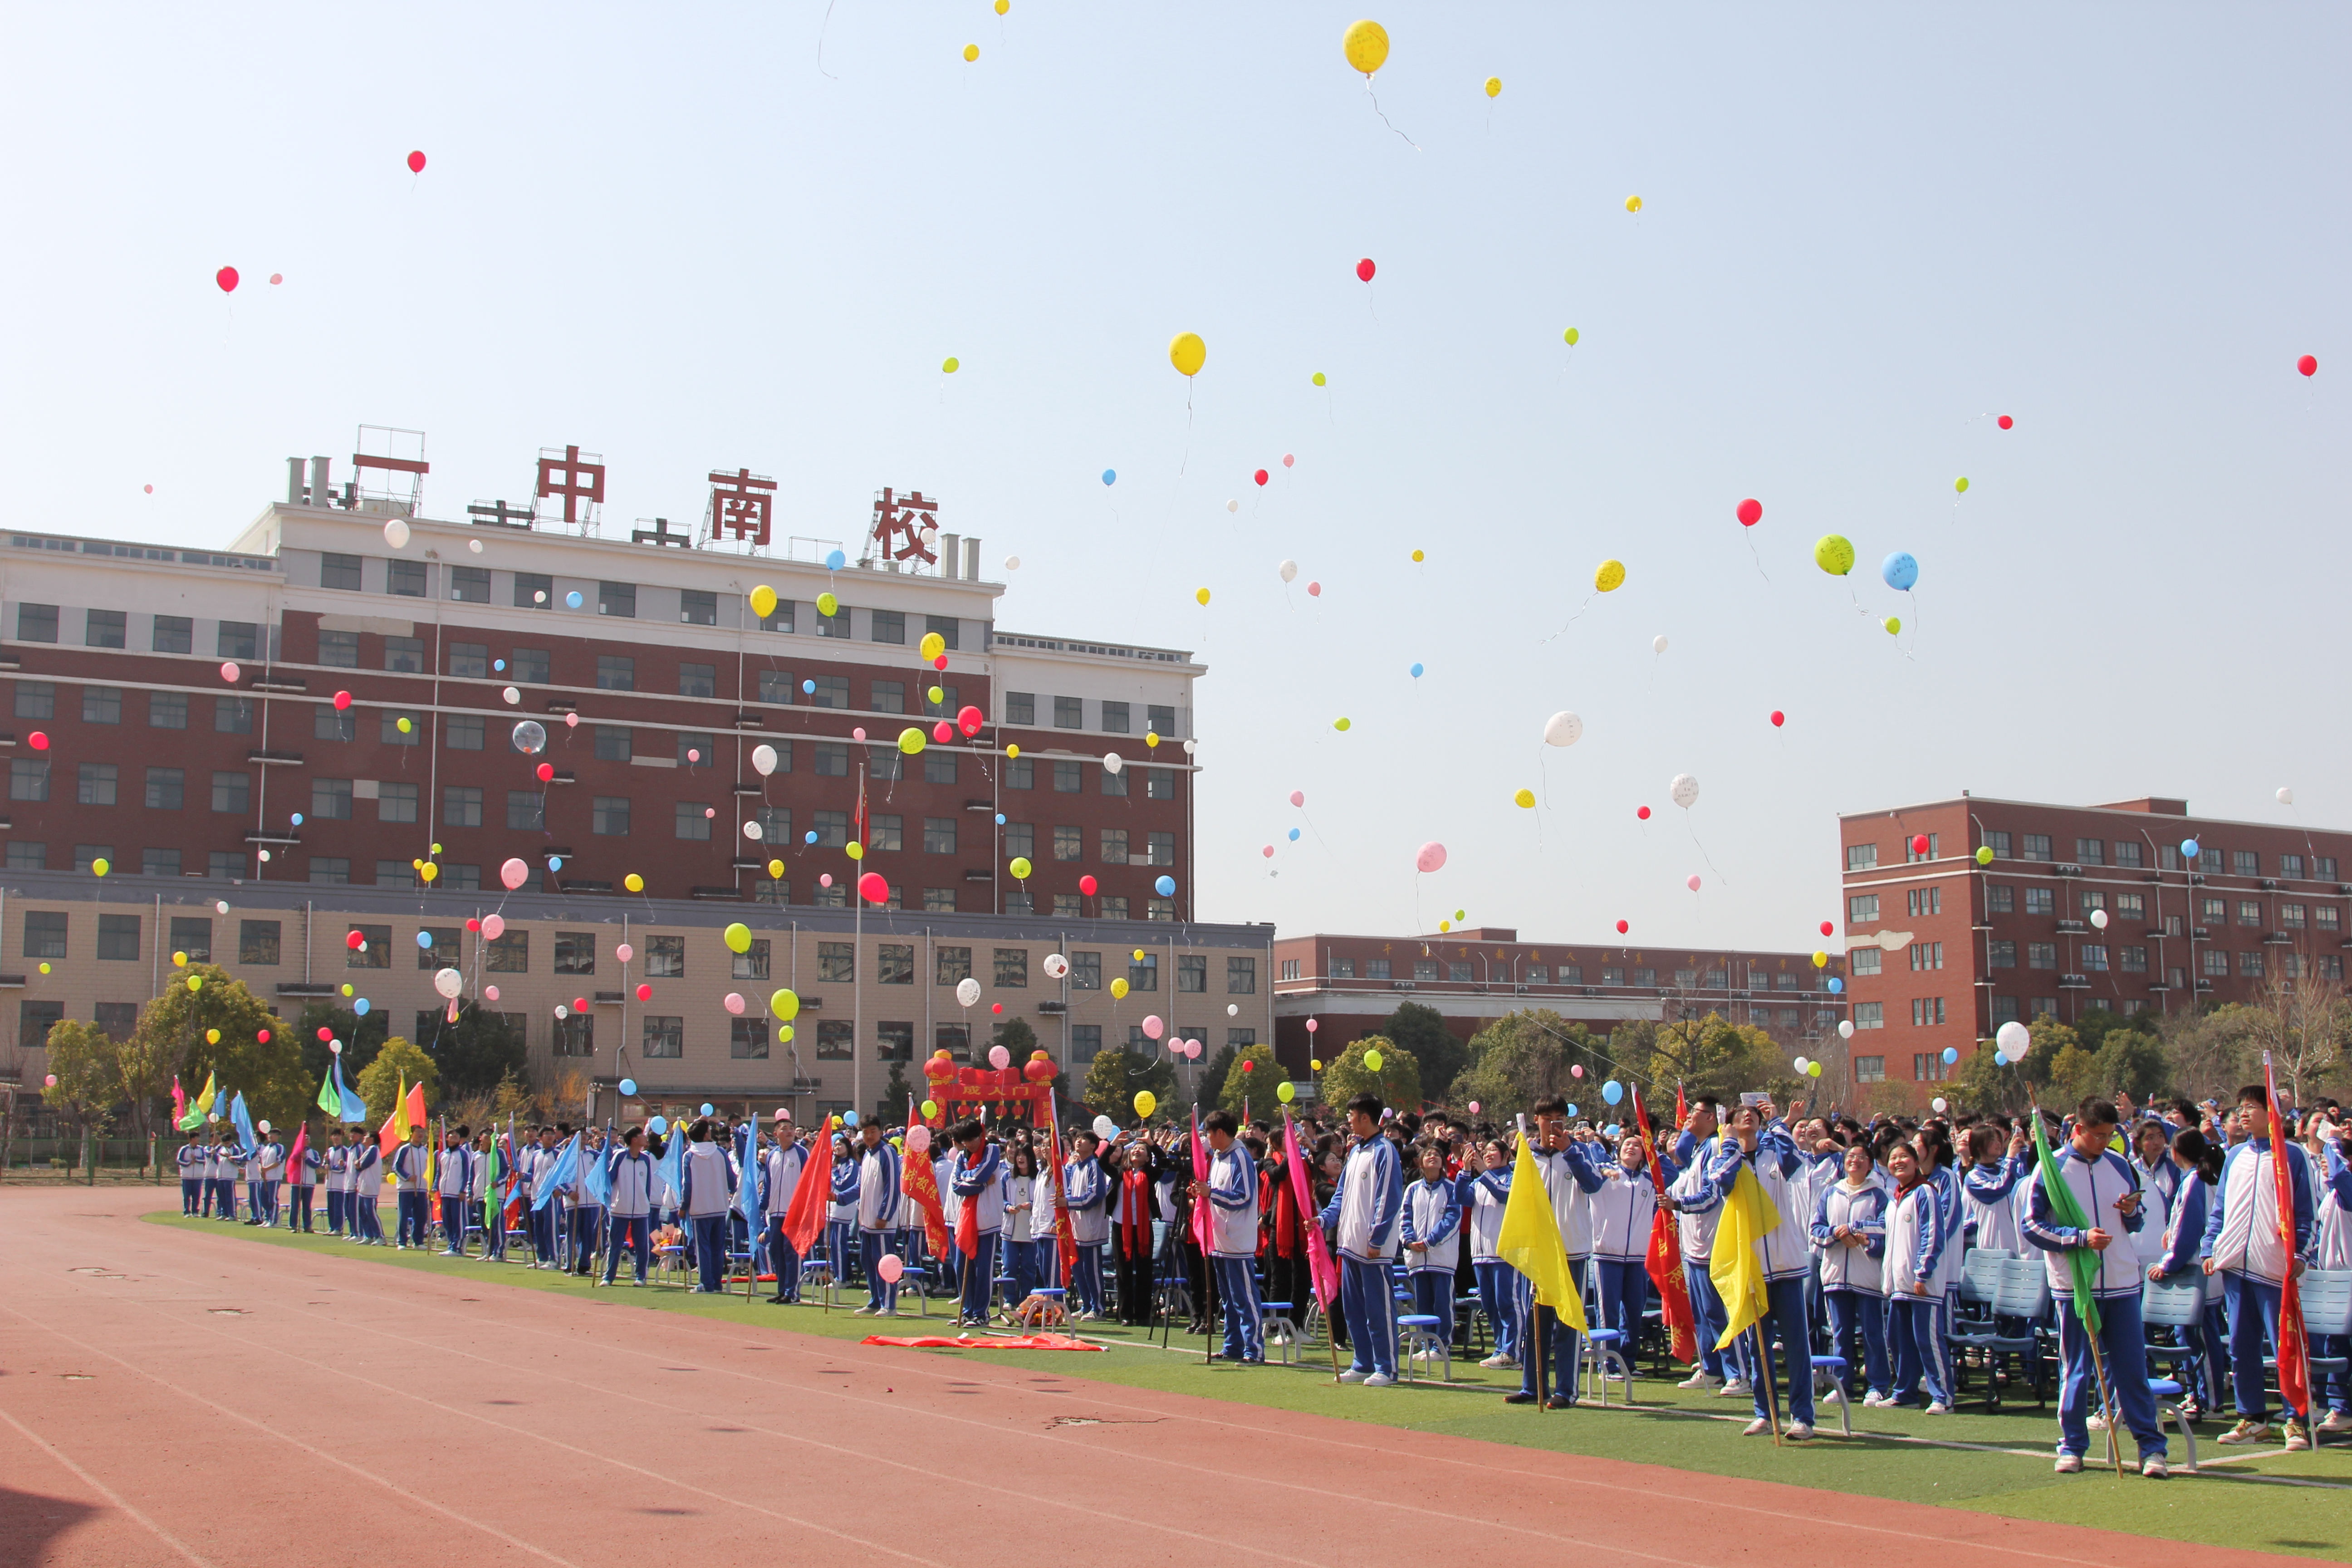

[193,1071,217,1115]
[392,1071,411,1141]
[1496,1137,1588,1333]
[1709,1161,1779,1350]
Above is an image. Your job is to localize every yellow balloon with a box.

[927,685,944,704]
[173,950,187,967]
[1005,743,1020,760]
[91,857,110,877]
[1363,1048,1385,1072]
[1625,194,1643,213]
[961,43,978,62]
[995,0,1008,12]
[206,1029,220,1044]
[1333,716,1352,731]
[1513,788,1535,808]
[37,963,48,974]
[846,841,866,860]
[1976,845,1995,866]
[1132,950,1145,961]
[1594,559,1626,593]
[1341,18,1390,75]
[1009,856,1033,880]
[625,872,644,892]
[1133,1090,1157,1119]
[771,988,800,1022]
[749,584,778,620]
[921,1099,939,1118]
[1955,476,1970,494]
[1311,371,1327,387]
[340,984,352,997]
[1438,920,1451,932]
[1168,331,1206,377]
[1144,731,1160,748]
[941,356,960,373]
[1194,588,1210,607]
[1813,951,1829,968]
[898,726,926,755]
[1277,1081,1296,1102]
[1883,616,1903,636]
[1813,534,1855,576]
[767,858,784,878]
[725,922,753,953]
[1485,75,1502,98]
[1563,327,1580,346]
[431,842,442,855]
[816,591,839,617]
[1310,1058,1322,1071]
[396,716,412,733]
[419,862,438,882]
[1110,977,1129,1000]
[919,632,946,661]
[412,858,424,871]
[1411,548,1424,562]
[187,976,201,991]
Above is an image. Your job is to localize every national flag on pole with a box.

[2264,1052,2312,1419]
[1496,1125,1587,1333]
[1709,1159,1777,1350]
[1281,1108,1339,1312]
[780,1120,833,1255]
[2027,1104,2102,1333]
[1630,1085,1696,1363]
[901,1103,949,1256]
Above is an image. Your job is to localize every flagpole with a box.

[1753,1320,1781,1446]
[2078,1311,2124,1475]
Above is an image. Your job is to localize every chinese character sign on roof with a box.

[536,445,606,526]
[871,488,939,567]
[706,467,778,548]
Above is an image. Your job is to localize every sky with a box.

[0,4,2345,953]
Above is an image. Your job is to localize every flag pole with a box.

[2079,1311,2124,1475]
[1753,1320,1782,1445]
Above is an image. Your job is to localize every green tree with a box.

[39,1019,118,1138]
[296,1001,388,1085]
[2093,1023,2171,1104]
[355,1036,439,1125]
[1949,1040,2031,1117]
[147,966,309,1134]
[427,1005,525,1102]
[1080,1047,1174,1127]
[1627,1013,1784,1104]
[2045,1042,2104,1107]
[1196,1041,1237,1101]
[1381,1003,1465,1104]
[1321,1035,1421,1112]
[880,1059,916,1127]
[2016,1017,2079,1090]
[989,1015,1041,1060]
[1216,1043,1282,1114]
[1448,1010,1596,1120]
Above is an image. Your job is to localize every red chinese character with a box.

[706,467,777,546]
[871,487,939,565]
[535,445,606,524]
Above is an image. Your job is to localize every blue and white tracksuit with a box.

[436,1144,475,1254]
[762,1141,805,1299]
[679,1139,738,1292]
[1064,1155,1109,1315]
[952,1144,1007,1323]
[1669,1157,1730,1380]
[1205,1141,1264,1360]
[1401,1174,1461,1348]
[1813,1180,1888,1396]
[349,1141,383,1241]
[2028,1143,2161,1459]
[1589,1153,1675,1354]
[1003,1175,1039,1302]
[2200,1137,2317,1423]
[854,1140,903,1309]
[1704,1123,1815,1427]
[1462,1166,1517,1361]
[2151,1171,2225,1407]
[177,1142,203,1214]
[1963,1153,2029,1254]
[1511,1140,1606,1401]
[1884,1178,1949,1407]
[827,1152,858,1280]
[324,1145,350,1233]
[1317,1136,1403,1378]
[392,1143,430,1246]
[211,1142,243,1219]
[289,1146,321,1230]
[604,1148,659,1283]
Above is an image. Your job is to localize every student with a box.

[678,1118,737,1293]
[1063,1130,1110,1318]
[1399,1140,1461,1352]
[604,1126,658,1286]
[1913,1124,1965,1398]
[762,1113,805,1303]
[1505,1098,1607,1410]
[1704,1096,1817,1438]
[851,1120,902,1313]
[950,1121,1007,1328]
[393,1127,431,1248]
[1109,1140,1157,1327]
[216,1128,245,1221]
[1962,1123,2030,1254]
[2131,1119,2180,1269]
[1665,1117,1736,1393]
[1589,1131,1671,1362]
[1883,1140,1950,1413]
[1317,1092,1403,1387]
[349,1129,384,1244]
[436,1126,475,1256]
[199,1132,222,1218]
[1200,1110,1264,1362]
[568,1127,606,1276]
[524,1126,562,1268]
[935,1141,963,1301]
[1462,1139,1518,1370]
[2314,1114,2352,1433]
[177,1135,204,1215]
[250,1122,284,1227]
[1814,1141,1890,1404]
[1003,1144,1039,1304]
[323,1128,350,1235]
[824,1135,858,1284]
[2148,1126,2226,1419]
[288,1125,322,1232]
[2201,1083,2318,1450]
[1030,1132,1064,1294]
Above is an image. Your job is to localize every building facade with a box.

[1270,927,1844,1077]
[1838,793,2352,1098]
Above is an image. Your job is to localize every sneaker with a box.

[1479,1353,1514,1370]
[2318,1411,2352,1435]
[1362,1372,1396,1388]
[1338,1368,1369,1383]
[2087,1413,2107,1431]
[2284,1421,2311,1451]
[1784,1422,1815,1441]
[1742,1417,1773,1436]
[1677,1370,1724,1390]
[1926,1402,1954,1416]
[1862,1392,1895,1408]
[1544,1394,1573,1410]
[2053,1454,2083,1474]
[1719,1377,1754,1398]
[2141,1456,2169,1479]
[2216,1418,2273,1445]
[851,1304,876,1316]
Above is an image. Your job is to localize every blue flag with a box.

[331,1060,370,1124]
[229,1092,256,1153]
[532,1132,580,1212]
[583,1131,614,1207]
[657,1123,686,1208]
[737,1121,763,1238]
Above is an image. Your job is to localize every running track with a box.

[0,1189,2297,1568]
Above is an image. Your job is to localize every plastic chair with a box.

[1810,1354,1854,1437]
[1948,1257,2049,1411]
[652,1243,687,1289]
[2140,1274,2211,1405]
[2267,1268,2351,1448]
[1398,1313,1450,1382]
[1260,1300,1300,1365]
[1581,1328,1635,1406]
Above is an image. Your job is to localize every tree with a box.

[989,1016,1041,1061]
[296,1001,387,1086]
[39,1019,118,1139]
[1381,1003,1465,1103]
[1448,1010,1596,1120]
[879,1059,916,1126]
[2159,1002,2256,1104]
[356,1036,439,1125]
[1196,1042,1237,1101]
[2092,1023,2171,1103]
[426,1005,525,1103]
[1216,1043,1281,1114]
[1320,1035,1421,1112]
[147,966,308,1134]
[1080,1047,1173,1127]
[2015,1017,2078,1090]
[1626,1012,1785,1104]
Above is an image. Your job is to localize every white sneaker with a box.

[1677,1370,1724,1390]
[1338,1368,1368,1383]
[2087,1412,2108,1431]
[1742,1417,1772,1436]
[1925,1402,1954,1416]
[1719,1378,1754,1398]
[2141,1455,2169,1479]
[1862,1392,1894,1408]
[2054,1454,2083,1474]
[1784,1422,1815,1441]
[1478,1353,1513,1369]
[1362,1372,1396,1388]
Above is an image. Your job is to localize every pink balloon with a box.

[819,873,833,888]
[1142,1015,1164,1040]
[1305,1018,1320,1033]
[725,992,746,1015]
[481,913,505,939]
[989,1044,1012,1069]
[45,1073,58,1087]
[219,662,240,682]
[1261,845,1274,858]
[1415,841,1448,873]
[1186,1040,1202,1059]
[1571,1064,1584,1078]
[703,807,715,818]
[1468,1101,1481,1113]
[1282,454,1295,469]
[564,712,579,727]
[500,858,529,890]
[268,273,282,285]
[852,727,867,741]
[144,484,153,494]
[1686,874,1702,891]
[876,1254,904,1283]
[615,943,635,964]
[1289,790,1305,808]
[483,985,500,1002]
[1306,582,1322,597]
[686,749,700,763]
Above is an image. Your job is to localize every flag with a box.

[2263,1053,2312,1420]
[780,1121,833,1255]
[194,1071,217,1116]
[428,1122,441,1226]
[1041,1093,1077,1289]
[406,1080,427,1134]
[1496,1131,1587,1333]
[735,1121,761,1245]
[1630,1086,1696,1363]
[655,1122,686,1212]
[534,1132,581,1212]
[955,1146,980,1261]
[284,1123,308,1219]
[1708,1161,1777,1350]
[315,1066,341,1119]
[901,1104,949,1257]
[229,1092,256,1153]
[1281,1108,1339,1311]
[379,1070,411,1161]
[171,1075,186,1128]
[2027,1105,2102,1334]
[1188,1107,1213,1259]
[332,1061,369,1124]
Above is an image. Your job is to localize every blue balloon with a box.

[2181,838,2200,859]
[994,813,1006,825]
[415,931,434,948]
[1602,1080,1623,1105]
[1101,469,1117,485]
[700,1102,715,1116]
[1287,828,1301,842]
[842,1109,859,1127]
[617,1078,637,1097]
[564,590,583,608]
[804,830,818,844]
[290,811,304,826]
[547,856,563,872]
[648,1116,668,1135]
[801,679,815,694]
[1941,1046,1959,1065]
[824,549,847,570]
[1827,977,1844,994]
[1154,875,1176,897]
[1409,662,1425,678]
[1566,1104,1579,1117]
[1991,1051,2008,1068]
[1880,550,1919,592]
[354,998,370,1015]
[494,658,506,671]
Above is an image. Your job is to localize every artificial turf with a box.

[144,1210,2352,1561]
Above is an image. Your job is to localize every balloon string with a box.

[1686,817,1728,888]
[1364,78,1420,151]
[815,0,840,79]
[1744,533,1770,583]
[1538,592,1595,645]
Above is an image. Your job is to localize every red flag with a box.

[285,1123,308,1193]
[901,1103,950,1256]
[781,1121,833,1255]
[1630,1085,1697,1364]
[171,1074,186,1128]
[2263,1054,2312,1420]
[955,1152,981,1260]
[1043,1093,1078,1288]
[1674,1080,1688,1130]
[1281,1109,1339,1311]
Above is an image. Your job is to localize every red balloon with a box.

[332,690,352,710]
[573,997,588,1011]
[344,930,363,949]
[1615,919,1629,935]
[1356,258,1376,283]
[407,150,426,174]
[1996,414,2014,429]
[466,918,481,932]
[956,704,985,736]
[933,654,949,671]
[1636,805,1651,821]
[1254,469,1269,486]
[318,1026,334,1040]
[1819,921,1834,937]
[1769,710,1785,727]
[2298,354,2318,377]
[256,1029,270,1044]
[1241,1060,1255,1073]
[1735,497,1762,527]
[26,731,47,751]
[1911,833,1931,855]
[932,720,954,743]
[216,266,239,293]
[635,983,652,1002]
[1079,874,1098,897]
[991,1002,1004,1014]
[536,762,554,781]
[858,871,889,904]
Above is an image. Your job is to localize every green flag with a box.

[2029,1107,2102,1333]
[316,1066,341,1118]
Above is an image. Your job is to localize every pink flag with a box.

[284,1123,308,1202]
[1189,1108,1213,1258]
[1282,1109,1339,1311]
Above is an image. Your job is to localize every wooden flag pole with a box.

[2082,1316,2125,1476]
[1754,1320,1782,1446]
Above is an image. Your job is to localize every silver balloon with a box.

[511,720,547,754]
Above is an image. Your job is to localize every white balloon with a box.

[955,976,982,1008]
[257,1120,272,1135]
[751,744,779,776]
[2089,908,2108,930]
[1995,1019,2031,1056]
[906,1125,932,1154]
[1102,751,1124,775]
[215,900,229,915]
[1837,1020,1855,1040]
[2278,787,2295,805]
[1931,1098,1948,1115]
[1225,499,1239,513]
[383,518,411,550]
[432,966,463,1000]
[1669,773,1700,810]
[1651,634,1668,654]
[1181,739,1197,755]
[1041,952,1070,980]
[502,686,520,704]
[1279,559,1298,583]
[744,820,764,841]
[1226,1003,1238,1017]
[1793,1056,1809,1073]
[1004,555,1021,571]
[1092,1115,1118,1142]
[467,538,484,554]
[1543,711,1583,748]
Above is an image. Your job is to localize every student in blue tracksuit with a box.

[1200,1110,1265,1362]
[851,1120,902,1313]
[603,1126,658,1285]
[349,1133,384,1243]
[1915,1124,1965,1397]
[392,1127,431,1248]
[825,1137,858,1282]
[1812,1142,1890,1403]
[1400,1140,1461,1350]
[1588,1131,1676,1358]
[678,1119,738,1293]
[950,1121,1007,1327]
[524,1126,562,1267]
[215,1131,245,1221]
[567,1127,607,1276]
[1002,1145,1040,1305]
[1664,1138,1734,1391]
[2200,1083,2317,1450]
[1883,1141,1950,1411]
[324,1129,350,1235]
[1317,1092,1404,1386]
[289,1126,322,1231]
[761,1117,805,1303]
[177,1137,203,1214]
[1704,1098,1818,1437]
[1063,1130,1111,1318]
[1506,1098,1607,1410]
[249,1124,284,1226]
[1462,1140,1518,1369]
[2147,1126,2225,1417]
[2316,1125,2352,1432]
[436,1127,475,1256]
[1962,1123,2031,1254]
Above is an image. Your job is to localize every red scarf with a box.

[1117,1168,1152,1254]
[1271,1154,1300,1257]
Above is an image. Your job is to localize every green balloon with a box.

[1563,327,1580,346]
[1813,534,1855,576]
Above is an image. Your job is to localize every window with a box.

[2020,833,2053,862]
[507,791,544,831]
[148,691,186,730]
[1908,941,1944,971]
[510,647,550,684]
[382,559,426,598]
[20,911,68,959]
[2280,853,2306,878]
[677,662,716,699]
[2114,841,2144,869]
[553,932,597,975]
[1101,897,1128,919]
[816,1019,854,1058]
[759,600,793,634]
[1912,1052,1950,1083]
[159,916,212,964]
[1437,960,1465,981]
[15,603,57,642]
[1148,704,1176,737]
[312,778,353,820]
[808,676,848,710]
[203,770,250,815]
[447,566,490,605]
[754,806,790,844]
[232,919,281,965]
[2028,942,2057,970]
[2320,906,2342,932]
[380,635,422,674]
[1054,696,1083,730]
[1220,956,1258,995]
[2200,848,2227,875]
[1005,692,1035,725]
[758,670,795,705]
[1102,701,1130,734]
[1142,832,1174,869]
[314,702,353,742]
[12,682,52,721]
[923,887,957,912]
[1847,894,1878,924]
[1003,756,1033,789]
[2082,944,2109,971]
[2200,896,2226,924]
[870,609,905,645]
[514,573,552,609]
[553,1016,595,1058]
[1178,954,1207,992]
[811,743,849,779]
[2114,891,2145,921]
[1524,963,1549,983]
[598,582,635,619]
[2070,837,2102,866]
[726,939,770,983]
[382,709,421,746]
[679,589,716,627]
[74,686,122,727]
[1127,953,1158,991]
[215,696,252,735]
[867,813,903,852]
[1907,887,1941,917]
[1102,764,1128,799]
[446,715,484,751]
[2234,850,2260,877]
[1145,768,1175,802]
[2237,900,2262,927]
[321,552,363,590]
[2325,956,2346,981]
[75,762,117,806]
[815,602,849,639]
[1855,1055,1886,1082]
[593,796,630,835]
[596,655,634,692]
[2202,950,2228,978]
[345,923,389,969]
[93,913,138,961]
[877,944,914,985]
[1987,940,2016,969]
[870,680,904,715]
[1088,828,1128,866]
[143,766,184,810]
[1052,761,1082,794]
[152,614,192,654]
[675,801,711,841]
[1987,885,2014,914]
[84,608,126,649]
[2024,887,2054,916]
[924,614,960,652]
[1992,996,2020,1024]
[818,942,855,983]
[995,948,1029,987]
[410,926,460,969]
[1043,824,1078,863]
[2283,902,2307,929]
[917,816,957,855]
[2238,951,2265,978]
[1058,951,1098,991]
[638,1015,681,1058]
[923,750,956,785]
[444,641,490,679]
[2322,857,2340,881]
[2121,946,2148,973]
[813,809,848,848]
[1633,966,1657,987]
[486,929,528,972]
[1852,1002,1883,1030]
[224,621,267,662]
[1907,834,1938,862]
[731,1019,769,1059]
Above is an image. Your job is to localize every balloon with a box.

[1669,773,1700,809]
[1133,1091,1158,1119]
[898,727,926,755]
[1625,195,1642,213]
[1140,1014,1165,1041]
[404,148,428,175]
[220,661,240,682]
[1542,711,1583,747]
[858,872,888,903]
[1092,1116,1119,1141]
[1602,1081,1623,1105]
[1102,751,1124,776]
[536,763,554,783]
[1485,76,1501,98]
[2090,909,2109,930]
[1930,1097,1949,1116]
[1736,498,1763,528]
[1362,1049,1384,1072]
[1687,875,1703,892]
[1562,328,1579,347]
[1616,919,1629,934]
[1356,258,1376,283]
[1169,332,1206,377]
[482,914,505,939]
[1009,856,1033,880]
[2182,838,2200,859]
[1808,1063,1823,1078]
[2298,354,2318,377]
[649,1117,667,1136]
[1838,1020,1855,1040]
[956,705,985,737]
[1278,559,1299,584]
[382,517,413,551]
[1305,1019,1319,1033]
[1410,662,1424,678]
[1194,587,1211,607]
[1312,372,1327,386]
[771,989,801,1021]
[1341,18,1389,74]
[433,967,463,1000]
[345,929,365,950]
[817,591,839,617]
[1514,789,1536,809]
[1997,414,2013,429]
[1882,551,1919,591]
[1954,476,1970,494]
[512,720,547,754]
[941,355,960,372]
[1276,1081,1297,1103]
[1287,828,1300,841]
[1828,978,1843,994]
[1995,1020,2031,1057]
[25,731,46,751]
[1992,1052,2008,1067]
[1911,834,1930,856]
[1252,469,1269,489]
[216,265,239,293]
[745,584,779,622]
[1769,710,1786,729]
[1415,842,1447,873]
[905,1124,932,1156]
[1110,978,1129,1000]
[566,590,584,608]
[1794,1058,1809,1073]
[1813,535,1855,576]
[502,686,519,704]
[845,841,864,860]
[1593,559,1626,593]
[1154,875,1176,897]
[332,690,353,710]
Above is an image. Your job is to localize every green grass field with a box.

[146,1211,2352,1560]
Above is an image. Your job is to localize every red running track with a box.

[0,1190,2297,1568]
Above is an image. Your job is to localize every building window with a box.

[730,939,771,982]
[818,942,855,983]
[1178,954,1207,992]
[2114,841,2144,869]
[1366,958,1393,980]
[551,932,597,976]
[753,879,788,905]
[641,1016,683,1058]
[1907,941,1943,970]
[2234,899,2261,926]
[372,780,416,823]
[2321,857,2340,881]
[1053,696,1083,730]
[1005,692,1035,725]
[595,655,634,691]
[1987,940,2016,969]
[676,662,716,699]
[923,887,956,912]
[875,944,914,986]
[320,552,363,591]
[2120,946,2147,973]
[380,635,422,673]
[341,923,388,969]
[593,796,630,835]
[811,743,848,779]
[680,589,717,627]
[598,582,636,619]
[382,708,422,746]
[382,559,426,598]
[915,816,957,856]
[815,1020,854,1059]
[2202,949,2228,978]
[815,603,849,639]
[1128,953,1158,990]
[923,751,956,785]
[2238,951,2265,978]
[1847,948,1880,976]
[675,801,711,841]
[309,777,352,820]
[1146,832,1176,868]
[994,947,1029,987]
[874,1021,914,1061]
[870,680,904,715]
[1845,843,1880,871]
[2027,942,2057,970]
[1145,768,1173,802]
[2200,897,2226,925]
[76,762,117,806]
[1909,998,1945,1026]
[152,614,193,654]
[12,682,53,721]
[2072,837,2104,866]
[923,614,959,652]
[1854,1055,1886,1083]
[15,603,59,642]
[1447,961,1472,981]
[731,1018,770,1059]
[870,610,905,645]
[757,669,796,705]
[485,930,528,972]
[148,691,187,730]
[1226,957,1256,994]
[1907,834,1938,863]
[1912,1052,1950,1083]
[78,608,126,649]
[642,935,683,978]
[2024,887,2054,916]
[509,647,550,684]
[1853,1001,1883,1030]
[1052,761,1082,794]
[1985,884,2014,915]
[1101,701,1130,734]
[552,1016,595,1058]
[1847,894,1878,924]
[2319,905,2342,932]
[1102,763,1128,799]
[760,600,793,634]
[93,913,138,961]
[215,696,253,735]
[507,791,544,831]
[1992,996,2019,1024]
[2233,850,2259,877]
[2281,902,2307,929]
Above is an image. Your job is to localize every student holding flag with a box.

[678,1118,737,1294]
[1318,1091,1404,1386]
[286,1123,320,1232]
[324,1127,349,1235]
[1705,1095,1817,1439]
[1501,1095,1606,1408]
[568,1126,608,1275]
[1198,1109,1264,1362]
[848,1118,902,1313]
[605,1124,659,1285]
[349,1120,384,1243]
[176,1135,204,1214]
[2201,1078,2318,1450]
[435,1125,475,1256]
[1495,1107,1584,1407]
[1063,1129,1110,1318]
[1463,1138,1519,1371]
[950,1119,1007,1328]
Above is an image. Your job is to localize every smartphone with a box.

[1740,1092,1770,1108]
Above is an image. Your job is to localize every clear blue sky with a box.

[1,5,2344,951]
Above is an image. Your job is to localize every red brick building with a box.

[1838,793,2352,1101]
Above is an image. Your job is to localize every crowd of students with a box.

[178,1079,2351,1476]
